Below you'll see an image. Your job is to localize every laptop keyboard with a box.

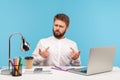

[75,67,87,73]
[79,69,87,73]
[68,67,88,74]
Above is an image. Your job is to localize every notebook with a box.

[68,46,116,76]
[51,66,73,71]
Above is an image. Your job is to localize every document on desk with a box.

[24,68,52,74]
[51,66,73,71]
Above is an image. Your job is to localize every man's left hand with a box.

[70,48,80,60]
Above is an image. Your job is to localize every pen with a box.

[14,58,19,75]
[18,57,22,67]
[18,57,22,75]
[9,59,14,66]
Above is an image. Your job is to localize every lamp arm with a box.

[8,32,24,70]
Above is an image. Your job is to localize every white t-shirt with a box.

[32,36,80,66]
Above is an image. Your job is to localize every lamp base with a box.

[0,68,11,75]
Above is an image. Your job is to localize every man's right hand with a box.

[39,47,49,58]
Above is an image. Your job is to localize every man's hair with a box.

[54,13,70,27]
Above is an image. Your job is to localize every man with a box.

[32,13,80,66]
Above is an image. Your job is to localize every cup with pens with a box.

[9,57,22,76]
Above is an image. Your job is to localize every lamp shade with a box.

[21,37,30,51]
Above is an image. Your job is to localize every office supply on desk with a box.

[68,46,116,76]
[9,58,22,76]
[1,32,30,75]
[18,57,22,70]
[11,64,22,76]
[14,58,19,76]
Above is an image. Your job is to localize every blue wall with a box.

[0,0,120,67]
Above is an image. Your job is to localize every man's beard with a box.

[53,29,66,39]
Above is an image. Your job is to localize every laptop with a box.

[68,46,116,76]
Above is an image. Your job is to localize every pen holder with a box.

[11,64,22,76]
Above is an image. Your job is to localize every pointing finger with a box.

[70,47,75,53]
[45,47,49,52]
[39,48,41,52]
[78,50,80,55]
[39,49,42,55]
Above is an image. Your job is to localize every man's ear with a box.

[66,26,69,30]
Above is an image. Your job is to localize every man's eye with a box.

[55,24,58,26]
[59,25,64,28]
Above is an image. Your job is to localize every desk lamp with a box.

[1,32,30,75]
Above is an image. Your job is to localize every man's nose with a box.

[56,26,60,30]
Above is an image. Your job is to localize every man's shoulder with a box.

[65,38,77,45]
[39,36,53,42]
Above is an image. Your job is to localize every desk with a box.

[0,67,120,80]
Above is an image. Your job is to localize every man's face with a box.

[53,19,68,39]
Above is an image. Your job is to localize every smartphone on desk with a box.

[33,68,52,74]
[34,68,43,72]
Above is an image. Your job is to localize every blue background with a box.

[0,0,120,67]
